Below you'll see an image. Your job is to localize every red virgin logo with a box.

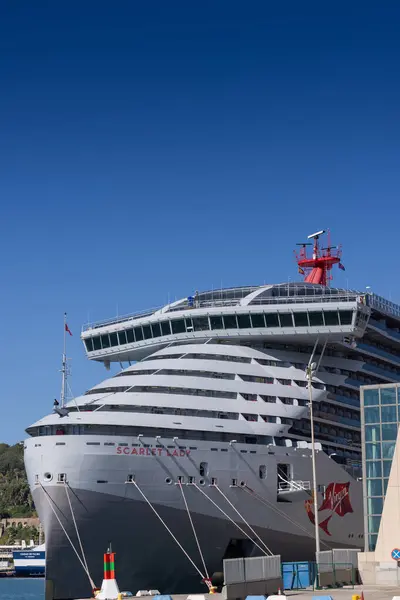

[305,482,353,536]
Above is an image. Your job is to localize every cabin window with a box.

[161,321,171,336]
[142,325,152,340]
[134,327,143,341]
[171,319,186,334]
[251,314,265,328]
[340,311,353,325]
[279,313,293,327]
[237,314,251,329]
[118,331,127,345]
[309,312,324,326]
[324,311,339,326]
[223,315,237,329]
[151,322,162,338]
[126,329,135,343]
[109,333,118,347]
[245,436,257,444]
[210,316,223,330]
[85,338,94,352]
[265,313,279,327]
[192,317,209,331]
[101,334,110,348]
[93,336,101,350]
[294,313,309,327]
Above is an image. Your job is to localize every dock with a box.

[169,590,400,600]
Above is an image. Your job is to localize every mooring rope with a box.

[213,484,273,555]
[64,483,91,581]
[193,483,269,556]
[177,481,209,579]
[39,484,96,589]
[131,480,206,581]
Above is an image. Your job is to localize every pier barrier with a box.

[223,555,282,600]
[315,549,360,588]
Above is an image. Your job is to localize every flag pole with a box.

[61,312,67,408]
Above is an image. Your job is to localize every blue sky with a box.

[1,1,399,443]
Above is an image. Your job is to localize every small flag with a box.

[65,323,73,336]
[298,267,305,275]
[339,263,345,271]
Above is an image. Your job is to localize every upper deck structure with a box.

[81,283,371,364]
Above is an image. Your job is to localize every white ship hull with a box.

[25,435,364,600]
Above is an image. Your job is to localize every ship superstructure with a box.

[24,232,400,600]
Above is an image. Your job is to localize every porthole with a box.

[165,477,172,485]
[199,479,205,486]
[44,472,53,482]
[239,481,246,487]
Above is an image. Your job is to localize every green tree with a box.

[0,443,35,518]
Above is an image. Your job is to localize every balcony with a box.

[368,319,400,341]
[314,411,360,429]
[361,363,400,382]
[327,393,360,408]
[357,342,400,365]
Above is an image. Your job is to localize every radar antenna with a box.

[294,230,343,286]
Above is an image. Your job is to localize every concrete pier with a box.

[168,589,400,600]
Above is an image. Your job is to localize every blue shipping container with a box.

[282,561,315,590]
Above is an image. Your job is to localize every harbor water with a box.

[0,578,44,600]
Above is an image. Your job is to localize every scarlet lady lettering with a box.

[305,482,353,536]
[116,446,191,457]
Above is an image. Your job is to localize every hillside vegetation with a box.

[0,443,35,518]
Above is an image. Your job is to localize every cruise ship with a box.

[13,544,45,576]
[24,232,400,600]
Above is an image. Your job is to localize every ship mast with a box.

[295,229,343,286]
[61,312,68,408]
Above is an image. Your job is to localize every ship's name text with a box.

[116,446,191,457]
